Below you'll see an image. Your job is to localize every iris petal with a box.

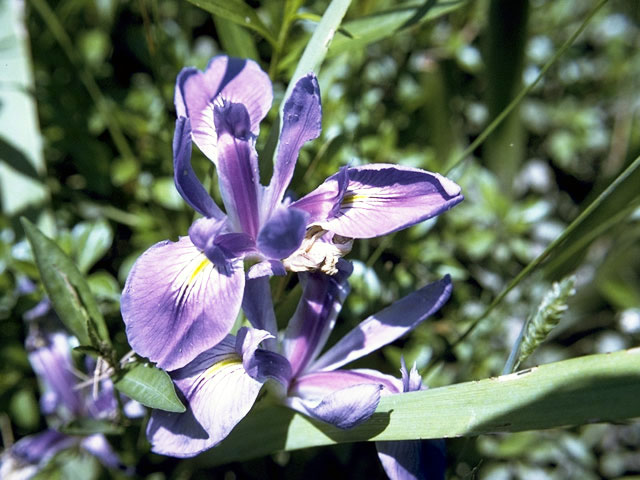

[175,56,272,163]
[311,275,452,372]
[121,236,244,371]
[264,74,322,213]
[147,337,263,457]
[297,164,463,238]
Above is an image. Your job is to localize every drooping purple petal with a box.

[213,102,262,238]
[26,331,83,418]
[299,165,463,238]
[257,207,309,260]
[376,439,447,480]
[290,166,348,223]
[287,382,382,429]
[264,74,322,212]
[147,337,263,457]
[290,369,402,398]
[173,117,225,219]
[282,265,351,377]
[234,327,292,386]
[80,434,122,469]
[242,276,277,336]
[122,236,244,371]
[311,275,452,372]
[9,430,76,466]
[175,56,272,163]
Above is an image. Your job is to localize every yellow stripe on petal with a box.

[204,356,242,379]
[188,257,211,284]
[341,193,368,206]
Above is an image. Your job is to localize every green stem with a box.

[453,152,640,348]
[445,0,609,176]
[30,0,135,161]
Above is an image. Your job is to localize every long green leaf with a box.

[326,0,469,58]
[283,0,352,106]
[186,0,277,46]
[114,363,185,413]
[21,218,110,347]
[0,0,50,217]
[195,349,640,466]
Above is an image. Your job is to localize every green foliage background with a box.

[1,0,639,478]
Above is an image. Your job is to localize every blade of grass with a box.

[444,0,609,175]
[454,152,640,348]
[194,348,640,465]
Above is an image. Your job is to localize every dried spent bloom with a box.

[145,265,452,479]
[121,56,463,372]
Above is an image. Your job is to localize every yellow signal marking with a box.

[203,356,242,378]
[188,257,211,284]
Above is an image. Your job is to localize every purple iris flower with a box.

[121,55,464,372]
[145,263,452,479]
[0,304,140,477]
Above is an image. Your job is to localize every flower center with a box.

[282,226,353,275]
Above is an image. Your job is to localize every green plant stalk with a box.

[453,152,640,347]
[29,0,136,162]
[194,348,640,466]
[445,0,609,175]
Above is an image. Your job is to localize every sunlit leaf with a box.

[21,218,110,347]
[196,349,640,465]
[114,362,185,413]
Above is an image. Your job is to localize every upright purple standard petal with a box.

[213,101,262,238]
[264,74,323,213]
[148,337,263,457]
[311,276,452,372]
[175,56,272,163]
[173,117,225,219]
[299,164,463,238]
[122,236,244,371]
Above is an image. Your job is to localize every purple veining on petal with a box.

[290,166,349,224]
[264,74,323,214]
[122,236,244,371]
[147,337,263,457]
[311,275,452,372]
[318,164,464,238]
[175,57,272,163]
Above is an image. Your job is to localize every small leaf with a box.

[327,0,470,57]
[213,16,259,60]
[73,345,102,358]
[71,219,113,274]
[114,363,185,413]
[186,0,276,46]
[59,418,124,436]
[21,218,110,347]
